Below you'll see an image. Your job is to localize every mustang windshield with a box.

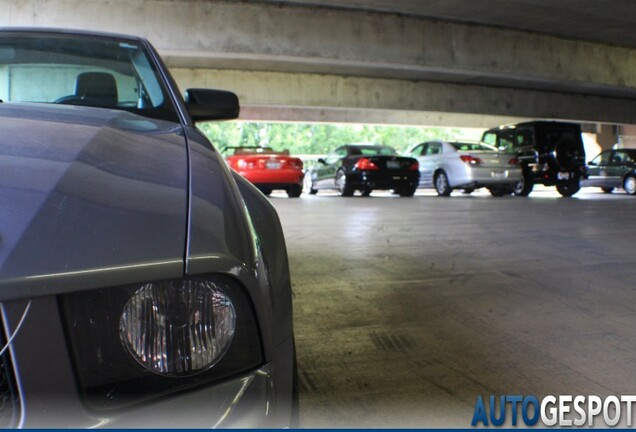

[0,32,178,122]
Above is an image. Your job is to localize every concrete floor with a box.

[270,187,636,428]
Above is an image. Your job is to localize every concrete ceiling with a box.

[246,0,636,49]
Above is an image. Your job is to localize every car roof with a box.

[0,27,145,43]
[345,143,392,149]
[485,121,581,132]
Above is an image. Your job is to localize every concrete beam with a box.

[3,0,636,126]
[173,68,636,126]
[4,0,636,96]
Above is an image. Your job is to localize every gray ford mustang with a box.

[0,28,296,427]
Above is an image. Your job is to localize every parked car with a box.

[406,141,522,197]
[482,121,587,197]
[581,149,636,195]
[305,144,419,196]
[224,146,304,197]
[0,28,296,428]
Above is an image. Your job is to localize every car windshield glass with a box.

[451,142,497,151]
[0,32,178,122]
[349,145,397,156]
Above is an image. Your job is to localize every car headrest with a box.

[75,72,118,106]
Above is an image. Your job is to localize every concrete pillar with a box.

[619,125,636,149]
[596,124,620,150]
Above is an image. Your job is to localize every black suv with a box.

[482,121,586,197]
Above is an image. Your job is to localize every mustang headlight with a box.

[59,275,262,410]
[119,280,236,376]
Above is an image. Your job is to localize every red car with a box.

[225,146,305,197]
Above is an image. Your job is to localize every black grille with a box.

[0,318,20,428]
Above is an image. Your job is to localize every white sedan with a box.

[407,141,523,196]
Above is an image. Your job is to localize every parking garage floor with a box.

[270,187,636,428]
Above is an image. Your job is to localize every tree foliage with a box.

[198,121,483,155]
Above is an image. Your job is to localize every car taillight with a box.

[508,157,520,165]
[355,158,379,170]
[237,159,256,169]
[460,155,483,165]
[408,161,419,171]
[287,158,304,170]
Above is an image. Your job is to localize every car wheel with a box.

[624,175,636,195]
[335,170,354,197]
[556,180,580,197]
[287,184,302,198]
[462,188,474,194]
[399,185,417,197]
[434,171,452,197]
[488,186,511,197]
[259,187,272,196]
[361,187,372,197]
[303,173,318,195]
[290,342,300,428]
[601,187,614,194]
[513,169,534,196]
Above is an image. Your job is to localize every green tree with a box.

[198,121,483,155]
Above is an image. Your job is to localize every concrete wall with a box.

[172,68,636,126]
[3,0,636,127]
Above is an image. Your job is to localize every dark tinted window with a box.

[545,129,579,150]
[497,130,516,152]
[347,145,397,156]
[451,142,497,151]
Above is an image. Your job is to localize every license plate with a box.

[387,161,400,169]
[557,172,571,180]
[266,161,281,169]
[491,170,507,179]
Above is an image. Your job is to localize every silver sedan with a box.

[407,141,523,196]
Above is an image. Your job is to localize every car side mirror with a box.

[317,158,327,165]
[185,88,240,122]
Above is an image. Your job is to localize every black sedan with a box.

[581,149,636,195]
[305,144,420,196]
[0,28,296,427]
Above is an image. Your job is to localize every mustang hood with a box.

[0,103,188,299]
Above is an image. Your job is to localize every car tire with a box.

[488,186,511,197]
[259,187,272,196]
[361,187,372,197]
[556,180,580,197]
[335,170,354,197]
[287,184,302,198]
[462,188,474,194]
[601,187,614,194]
[624,175,636,195]
[399,185,417,197]
[303,174,318,195]
[290,342,300,428]
[434,171,452,197]
[513,169,534,196]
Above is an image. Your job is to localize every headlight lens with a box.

[59,275,263,411]
[120,280,236,376]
